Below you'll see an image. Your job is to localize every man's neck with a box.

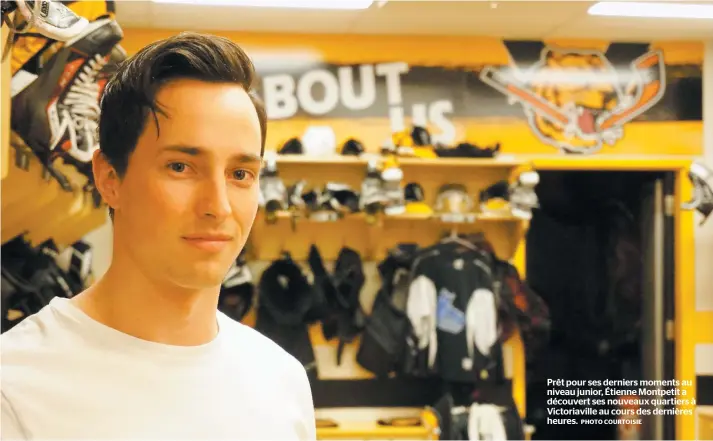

[72,263,220,347]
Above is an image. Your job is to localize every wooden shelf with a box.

[388,211,524,222]
[1,17,11,181]
[249,209,527,263]
[273,154,368,166]
[699,408,713,441]
[1,141,107,247]
[1,9,106,247]
[269,154,526,216]
[251,154,530,427]
[519,154,692,172]
[272,153,523,169]
[313,408,442,440]
[396,155,522,168]
[266,210,524,223]
[316,421,435,440]
[272,152,694,173]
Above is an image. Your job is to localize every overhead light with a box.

[588,2,713,19]
[151,0,374,9]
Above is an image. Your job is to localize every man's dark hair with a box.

[98,32,267,217]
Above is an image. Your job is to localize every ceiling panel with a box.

[346,1,593,37]
[113,1,151,28]
[114,0,713,40]
[118,1,364,33]
[551,14,713,40]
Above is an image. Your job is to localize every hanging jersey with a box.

[406,243,503,383]
[432,392,525,441]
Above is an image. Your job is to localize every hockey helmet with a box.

[279,137,304,155]
[404,182,433,216]
[341,138,365,156]
[411,125,431,146]
[435,184,473,215]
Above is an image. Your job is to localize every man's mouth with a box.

[183,234,233,241]
[182,234,234,252]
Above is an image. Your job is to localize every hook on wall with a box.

[682,160,713,225]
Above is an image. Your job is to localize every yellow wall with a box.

[118,29,704,159]
[119,29,705,66]
[1,17,11,180]
[694,39,713,440]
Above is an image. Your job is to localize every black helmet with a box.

[404,182,425,202]
[218,253,255,322]
[279,137,303,155]
[218,283,254,322]
[411,126,431,146]
[341,138,365,156]
[258,254,317,326]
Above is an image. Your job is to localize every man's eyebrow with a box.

[160,145,262,164]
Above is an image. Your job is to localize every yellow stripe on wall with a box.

[264,118,702,158]
[120,29,704,66]
[695,312,713,343]
[677,169,698,441]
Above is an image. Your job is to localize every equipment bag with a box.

[356,244,419,377]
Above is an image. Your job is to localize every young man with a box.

[1,33,317,440]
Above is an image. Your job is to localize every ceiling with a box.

[115,0,713,41]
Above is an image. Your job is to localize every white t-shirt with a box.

[1,297,317,441]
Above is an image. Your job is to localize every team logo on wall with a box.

[480,42,666,154]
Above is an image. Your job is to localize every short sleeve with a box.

[289,359,316,441]
[1,391,27,441]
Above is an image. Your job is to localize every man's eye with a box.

[233,170,247,180]
[169,162,187,173]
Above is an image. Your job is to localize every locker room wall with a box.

[694,39,713,438]
[83,213,112,280]
[697,40,713,313]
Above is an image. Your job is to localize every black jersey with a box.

[406,241,504,383]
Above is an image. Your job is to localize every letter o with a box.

[297,69,340,116]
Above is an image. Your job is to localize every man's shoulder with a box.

[217,313,305,374]
[1,304,59,361]
[1,304,68,402]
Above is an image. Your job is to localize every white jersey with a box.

[1,297,316,441]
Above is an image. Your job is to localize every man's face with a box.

[111,79,262,290]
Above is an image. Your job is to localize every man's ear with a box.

[92,149,121,211]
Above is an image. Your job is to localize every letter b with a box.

[262,74,298,119]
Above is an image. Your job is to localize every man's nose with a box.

[197,175,232,219]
